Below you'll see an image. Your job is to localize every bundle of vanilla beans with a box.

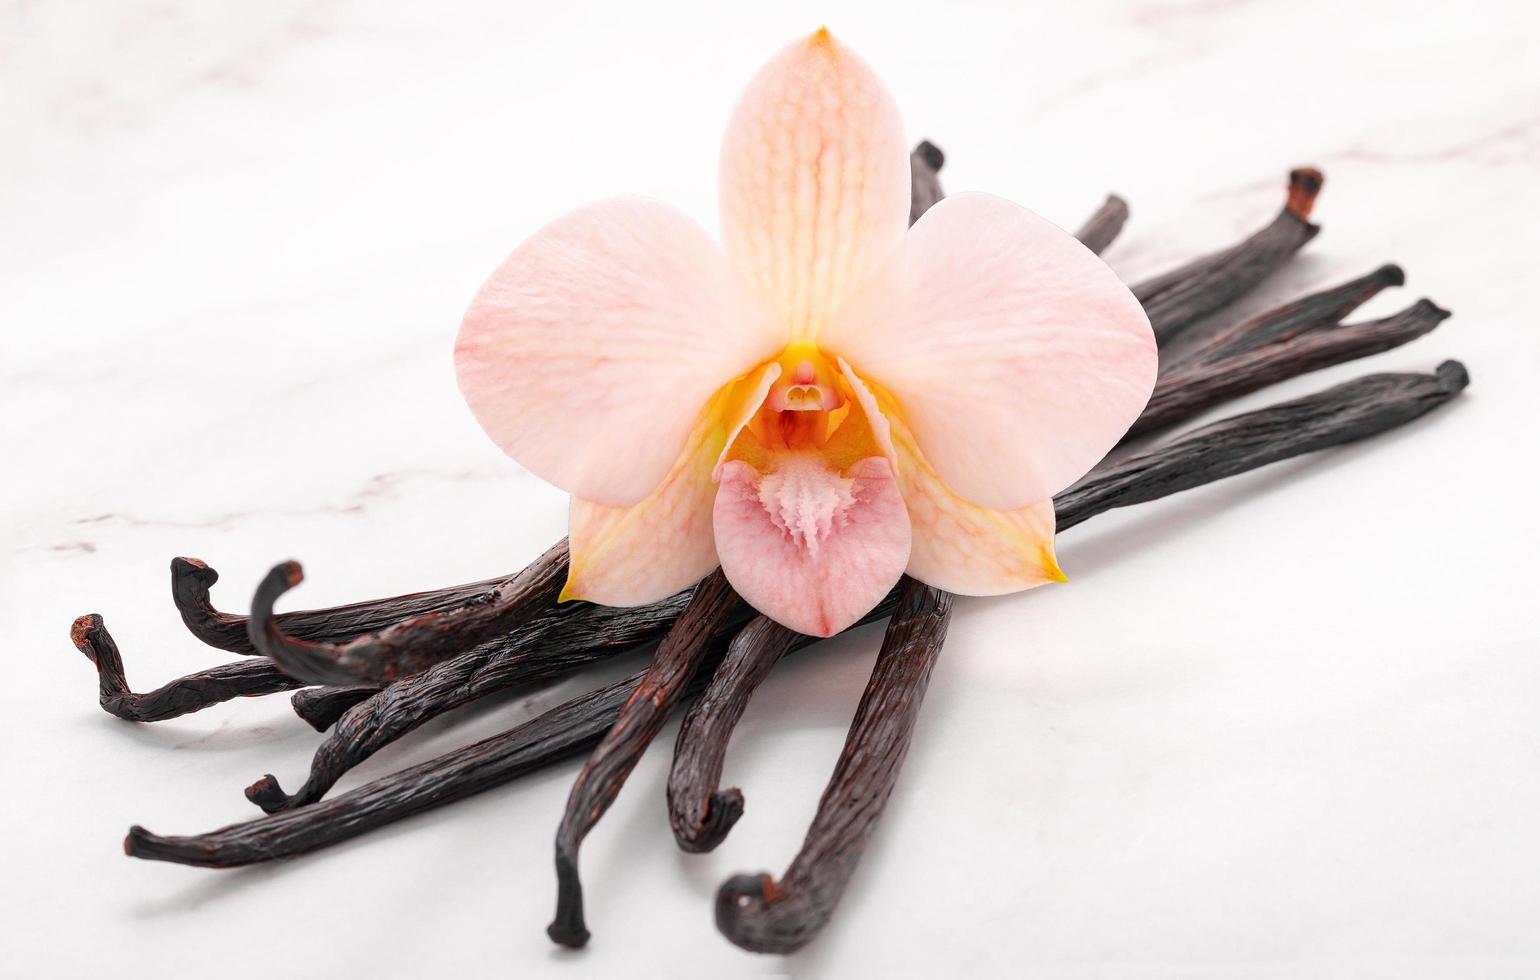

[72,140,1467,954]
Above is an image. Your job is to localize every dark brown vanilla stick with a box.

[246,590,724,812]
[716,579,952,954]
[288,686,379,732]
[72,615,303,722]
[1075,194,1130,255]
[549,571,746,948]
[1058,361,1470,531]
[126,672,652,868]
[909,140,945,225]
[1134,168,1323,346]
[666,617,799,852]
[1186,264,1405,365]
[1129,298,1449,439]
[171,557,508,655]
[124,361,1469,869]
[247,541,569,685]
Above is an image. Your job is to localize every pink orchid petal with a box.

[718,29,911,344]
[566,364,781,606]
[456,197,783,508]
[888,406,1064,595]
[714,455,911,637]
[820,192,1157,510]
[835,356,897,473]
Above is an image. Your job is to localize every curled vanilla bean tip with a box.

[168,556,256,654]
[289,685,377,731]
[1436,359,1470,391]
[1075,193,1130,254]
[124,825,150,856]
[688,789,746,853]
[548,854,591,948]
[176,555,523,654]
[72,613,304,722]
[124,824,199,865]
[1287,166,1325,219]
[668,616,797,853]
[715,873,777,942]
[548,572,744,948]
[244,775,288,811]
[914,139,944,170]
[715,580,954,954]
[248,543,569,687]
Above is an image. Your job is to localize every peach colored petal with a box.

[455,197,783,508]
[566,365,779,606]
[887,403,1065,595]
[835,356,897,473]
[714,455,911,637]
[820,192,1157,511]
[718,29,910,345]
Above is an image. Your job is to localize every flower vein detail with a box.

[455,29,1156,636]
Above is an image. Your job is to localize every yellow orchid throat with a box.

[456,29,1154,636]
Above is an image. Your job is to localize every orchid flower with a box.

[455,29,1157,638]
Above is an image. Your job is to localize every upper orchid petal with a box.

[565,364,780,606]
[819,191,1157,510]
[718,28,911,345]
[456,197,784,508]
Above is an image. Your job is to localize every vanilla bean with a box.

[122,361,1468,869]
[128,608,889,869]
[1075,194,1129,255]
[288,686,379,732]
[126,673,647,868]
[1059,361,1470,531]
[1130,297,1449,439]
[1186,263,1405,365]
[246,590,719,812]
[71,615,303,722]
[667,616,799,852]
[716,578,951,954]
[1134,168,1323,346]
[172,556,506,655]
[247,541,568,685]
[549,571,746,948]
[909,140,945,225]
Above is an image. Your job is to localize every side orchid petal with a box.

[718,28,911,344]
[820,192,1157,510]
[456,197,783,508]
[714,456,911,638]
[564,365,780,606]
[887,404,1065,595]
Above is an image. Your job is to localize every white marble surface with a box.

[4,1,1539,977]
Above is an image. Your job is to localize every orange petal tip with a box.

[1041,545,1069,584]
